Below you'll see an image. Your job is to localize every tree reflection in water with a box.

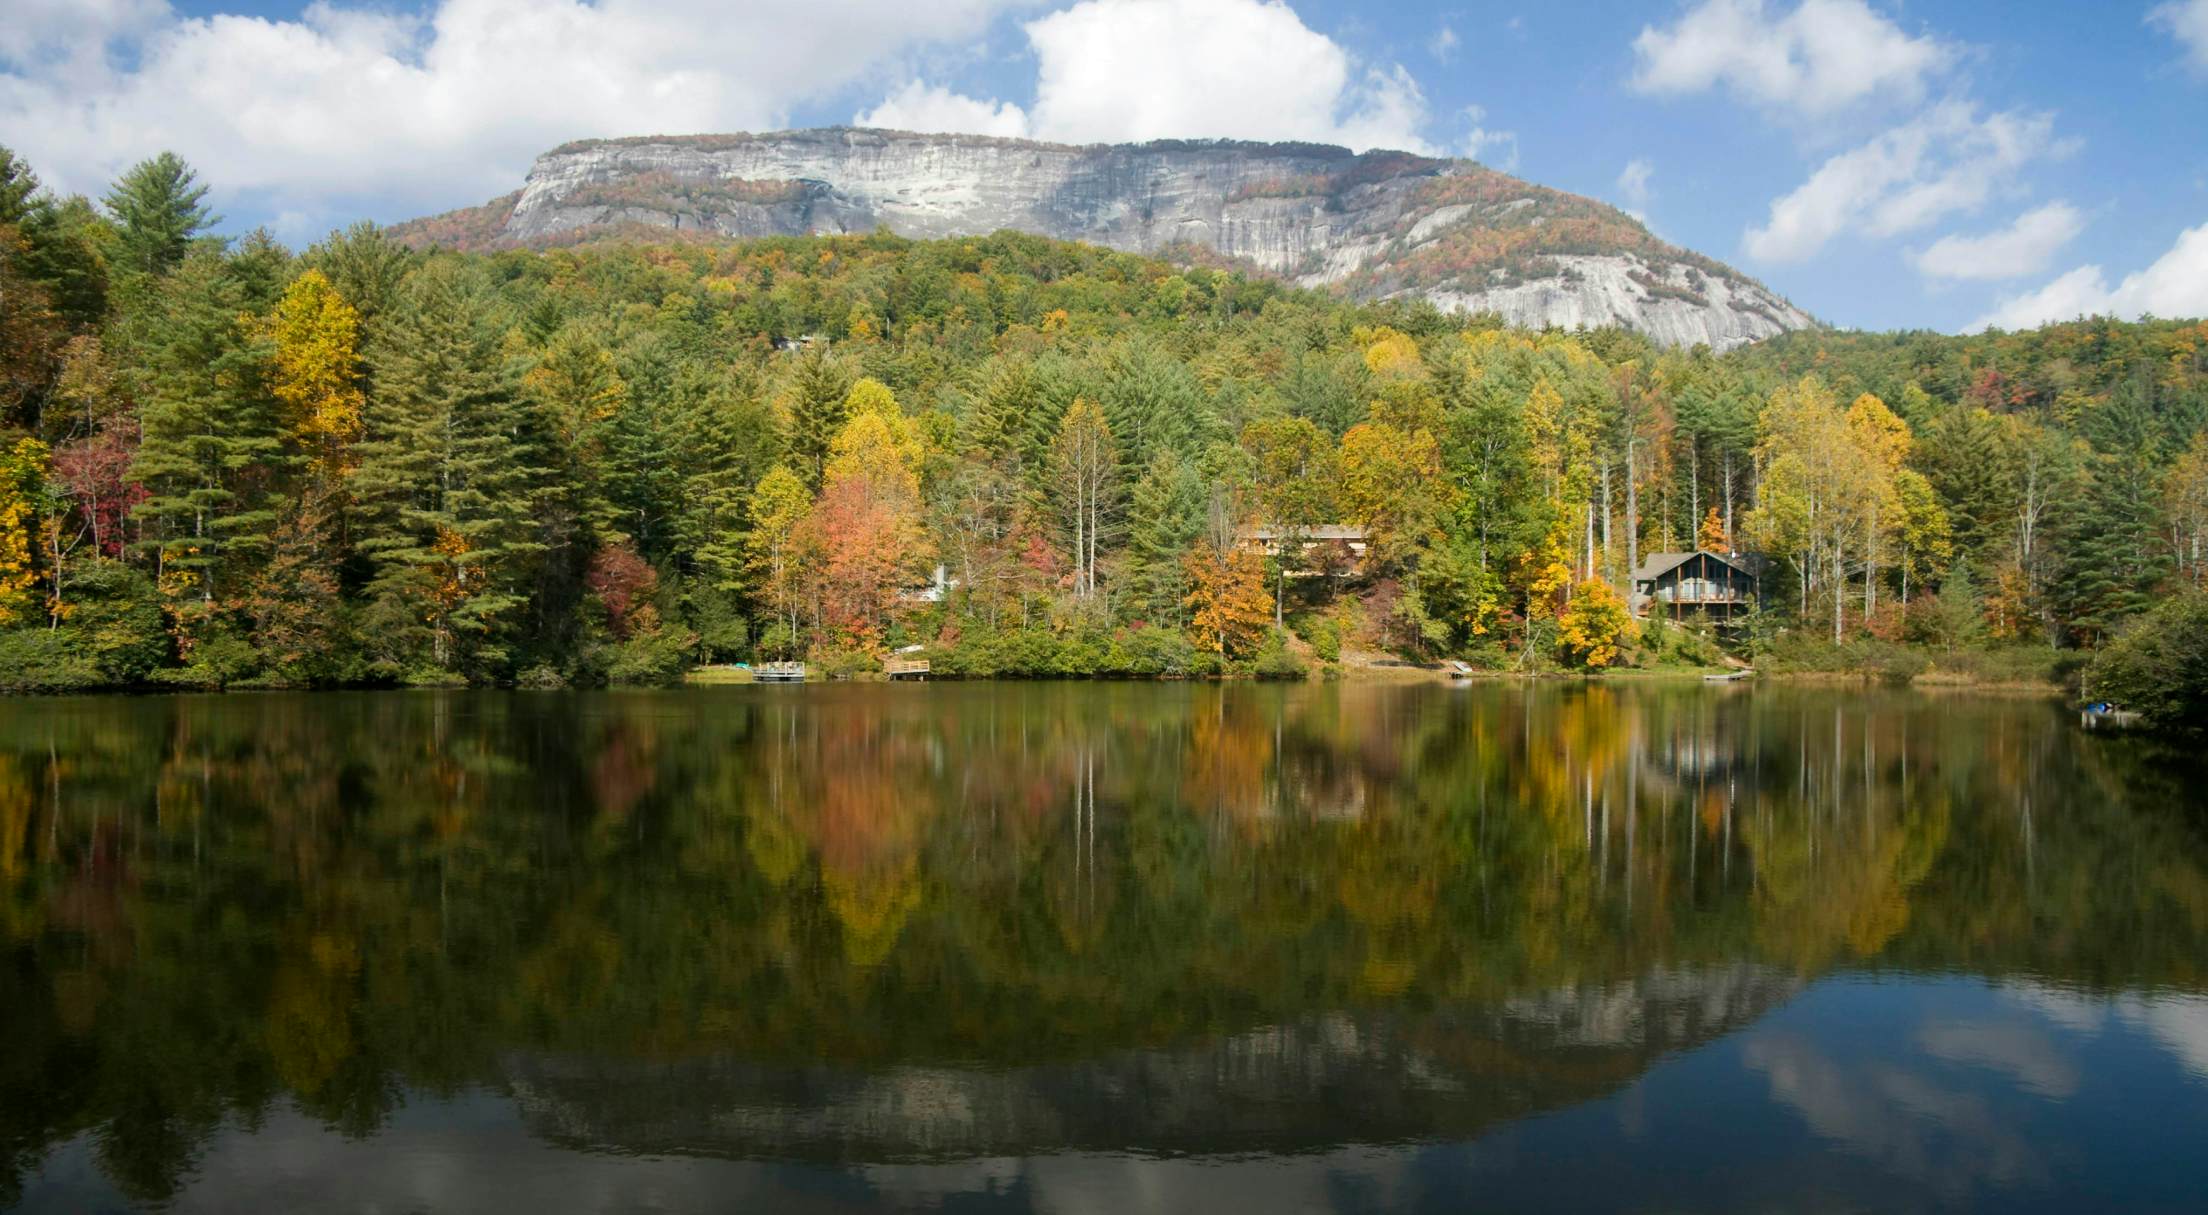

[1,683,2204,1207]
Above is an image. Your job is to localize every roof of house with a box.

[1241,525,1370,541]
[1631,550,1759,582]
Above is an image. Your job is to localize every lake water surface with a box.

[3,682,2206,1213]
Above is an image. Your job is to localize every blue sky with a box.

[6,0,2206,332]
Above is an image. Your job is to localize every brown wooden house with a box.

[1630,550,1760,621]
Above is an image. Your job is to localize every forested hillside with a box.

[2,147,2204,690]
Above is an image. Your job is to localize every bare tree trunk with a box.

[1832,533,1845,644]
[1688,443,1700,549]
[1722,450,1735,554]
[1584,500,1596,582]
[1864,502,1878,623]
[1600,459,1615,589]
[1625,438,1640,591]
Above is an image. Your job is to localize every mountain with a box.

[392,127,1816,350]
[502,967,1802,1161]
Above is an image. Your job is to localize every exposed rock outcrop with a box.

[500,965,1803,1161]
[398,127,1816,351]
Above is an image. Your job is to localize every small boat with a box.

[1448,660,1477,679]
[754,661,807,683]
[2079,703,2143,731]
[1704,669,1754,683]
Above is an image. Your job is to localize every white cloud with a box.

[1617,158,1654,207]
[855,81,1029,138]
[2150,0,2208,71]
[1018,0,1434,152]
[1456,105,1517,170]
[1911,202,2083,281]
[1429,24,1460,62]
[0,0,1021,211]
[1743,103,2062,262]
[1973,221,2208,330]
[1630,0,1953,117]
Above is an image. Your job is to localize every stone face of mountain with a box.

[396,127,1815,350]
[500,966,1802,1161]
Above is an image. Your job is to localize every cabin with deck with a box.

[1238,525,1371,577]
[1630,551,1760,621]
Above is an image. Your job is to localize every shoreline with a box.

[2,664,2069,696]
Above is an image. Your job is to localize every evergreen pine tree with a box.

[0,147,40,226]
[304,221,413,325]
[128,251,282,599]
[2058,454,2168,644]
[1120,449,1205,625]
[353,266,548,673]
[668,364,774,594]
[103,153,218,279]
[784,348,851,489]
[1917,407,2013,562]
[966,360,1038,464]
[1928,559,1987,652]
[0,147,109,330]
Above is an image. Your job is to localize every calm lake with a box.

[3,682,2205,1213]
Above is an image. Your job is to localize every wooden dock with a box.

[754,661,807,683]
[885,657,930,680]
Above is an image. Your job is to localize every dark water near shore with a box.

[3,682,2205,1213]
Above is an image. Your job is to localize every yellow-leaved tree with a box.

[744,465,814,656]
[264,270,365,482]
[1558,578,1638,670]
[0,438,48,627]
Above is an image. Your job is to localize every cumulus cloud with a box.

[0,0,1021,210]
[2150,0,2208,71]
[1019,0,1435,151]
[1911,202,2083,281]
[1972,221,2208,331]
[855,81,1029,138]
[1454,104,1517,170]
[1630,0,1953,117]
[1743,103,2063,262]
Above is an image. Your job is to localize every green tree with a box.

[2084,591,2208,736]
[0,147,109,331]
[104,152,219,279]
[1120,448,1205,626]
[783,349,852,490]
[352,266,548,674]
[1923,560,1987,652]
[128,251,281,601]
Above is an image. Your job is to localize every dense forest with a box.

[2,146,2205,692]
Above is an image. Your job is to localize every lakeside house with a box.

[1630,550,1760,621]
[897,565,958,604]
[1238,525,1371,576]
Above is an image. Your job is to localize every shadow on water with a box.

[2,682,2205,1211]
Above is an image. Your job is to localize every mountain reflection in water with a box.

[2,682,2205,1213]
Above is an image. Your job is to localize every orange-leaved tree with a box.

[1184,545,1272,658]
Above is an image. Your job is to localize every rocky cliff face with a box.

[400,127,1814,351]
[500,965,1802,1160]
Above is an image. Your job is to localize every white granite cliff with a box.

[461,128,1815,351]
